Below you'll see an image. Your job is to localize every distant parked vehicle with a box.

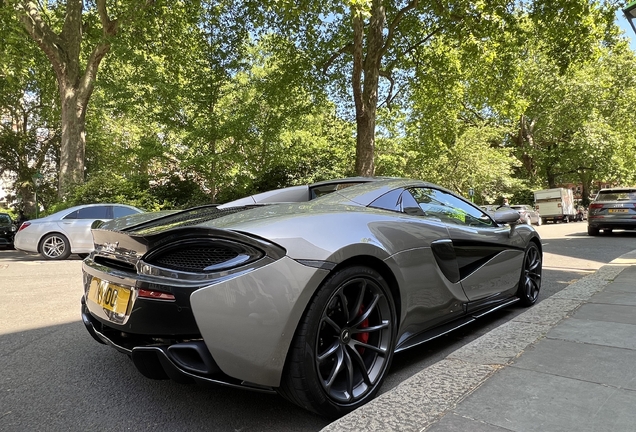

[0,213,17,249]
[533,188,576,224]
[14,204,143,260]
[587,187,636,236]
[510,205,542,226]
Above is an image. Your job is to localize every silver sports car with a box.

[80,178,542,418]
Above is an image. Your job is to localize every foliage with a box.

[2,0,636,212]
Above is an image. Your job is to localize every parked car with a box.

[510,204,542,226]
[0,213,17,249]
[80,178,542,418]
[587,187,636,236]
[479,205,499,214]
[14,203,143,260]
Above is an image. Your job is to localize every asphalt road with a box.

[1,222,634,432]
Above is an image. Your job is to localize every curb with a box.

[322,250,636,432]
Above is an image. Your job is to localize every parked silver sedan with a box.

[14,203,142,260]
[510,204,542,226]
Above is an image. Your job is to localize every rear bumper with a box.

[587,220,636,230]
[81,296,275,393]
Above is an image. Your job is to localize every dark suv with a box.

[0,213,17,248]
[587,188,636,236]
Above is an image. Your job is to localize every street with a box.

[1,222,634,432]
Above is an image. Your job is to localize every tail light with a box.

[589,204,603,209]
[18,222,31,232]
[138,289,175,301]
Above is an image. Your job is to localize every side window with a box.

[76,206,109,219]
[113,206,139,218]
[407,188,495,227]
[63,210,79,220]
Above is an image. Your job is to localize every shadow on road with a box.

[0,248,86,262]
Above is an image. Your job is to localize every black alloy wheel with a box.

[518,242,542,306]
[279,266,396,418]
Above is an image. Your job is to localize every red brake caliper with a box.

[353,305,369,354]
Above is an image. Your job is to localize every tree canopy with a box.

[1,0,635,215]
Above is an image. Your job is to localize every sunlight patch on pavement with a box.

[542,252,605,271]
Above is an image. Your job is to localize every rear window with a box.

[595,190,636,201]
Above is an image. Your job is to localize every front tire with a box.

[279,266,396,418]
[517,242,542,307]
[40,233,71,260]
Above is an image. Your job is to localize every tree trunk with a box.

[351,0,385,177]
[58,82,87,196]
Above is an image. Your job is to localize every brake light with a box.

[138,289,175,301]
[17,222,31,232]
[590,204,603,209]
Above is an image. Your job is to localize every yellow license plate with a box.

[608,209,629,213]
[88,277,131,316]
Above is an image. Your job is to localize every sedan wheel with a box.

[279,266,396,418]
[517,242,542,306]
[40,233,71,260]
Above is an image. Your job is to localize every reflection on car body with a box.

[80,178,542,418]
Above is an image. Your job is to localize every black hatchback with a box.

[0,213,17,248]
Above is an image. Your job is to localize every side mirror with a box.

[493,209,521,225]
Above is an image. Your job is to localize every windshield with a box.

[0,214,12,226]
[595,189,636,201]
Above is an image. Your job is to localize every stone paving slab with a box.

[602,281,636,292]
[547,318,636,350]
[511,338,636,390]
[426,413,511,432]
[588,290,636,306]
[573,303,636,325]
[453,367,636,432]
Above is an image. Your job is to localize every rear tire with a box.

[278,266,396,418]
[40,233,71,260]
[587,226,599,236]
[517,242,542,307]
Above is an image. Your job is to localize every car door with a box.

[408,187,524,301]
[60,206,111,250]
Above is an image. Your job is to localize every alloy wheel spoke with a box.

[317,339,340,364]
[345,344,372,386]
[351,293,379,328]
[351,320,389,334]
[323,346,345,392]
[337,291,350,323]
[321,315,341,333]
[351,340,387,356]
[342,345,354,400]
[347,280,366,323]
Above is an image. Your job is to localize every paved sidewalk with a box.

[323,250,636,432]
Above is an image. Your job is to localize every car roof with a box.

[597,187,636,192]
